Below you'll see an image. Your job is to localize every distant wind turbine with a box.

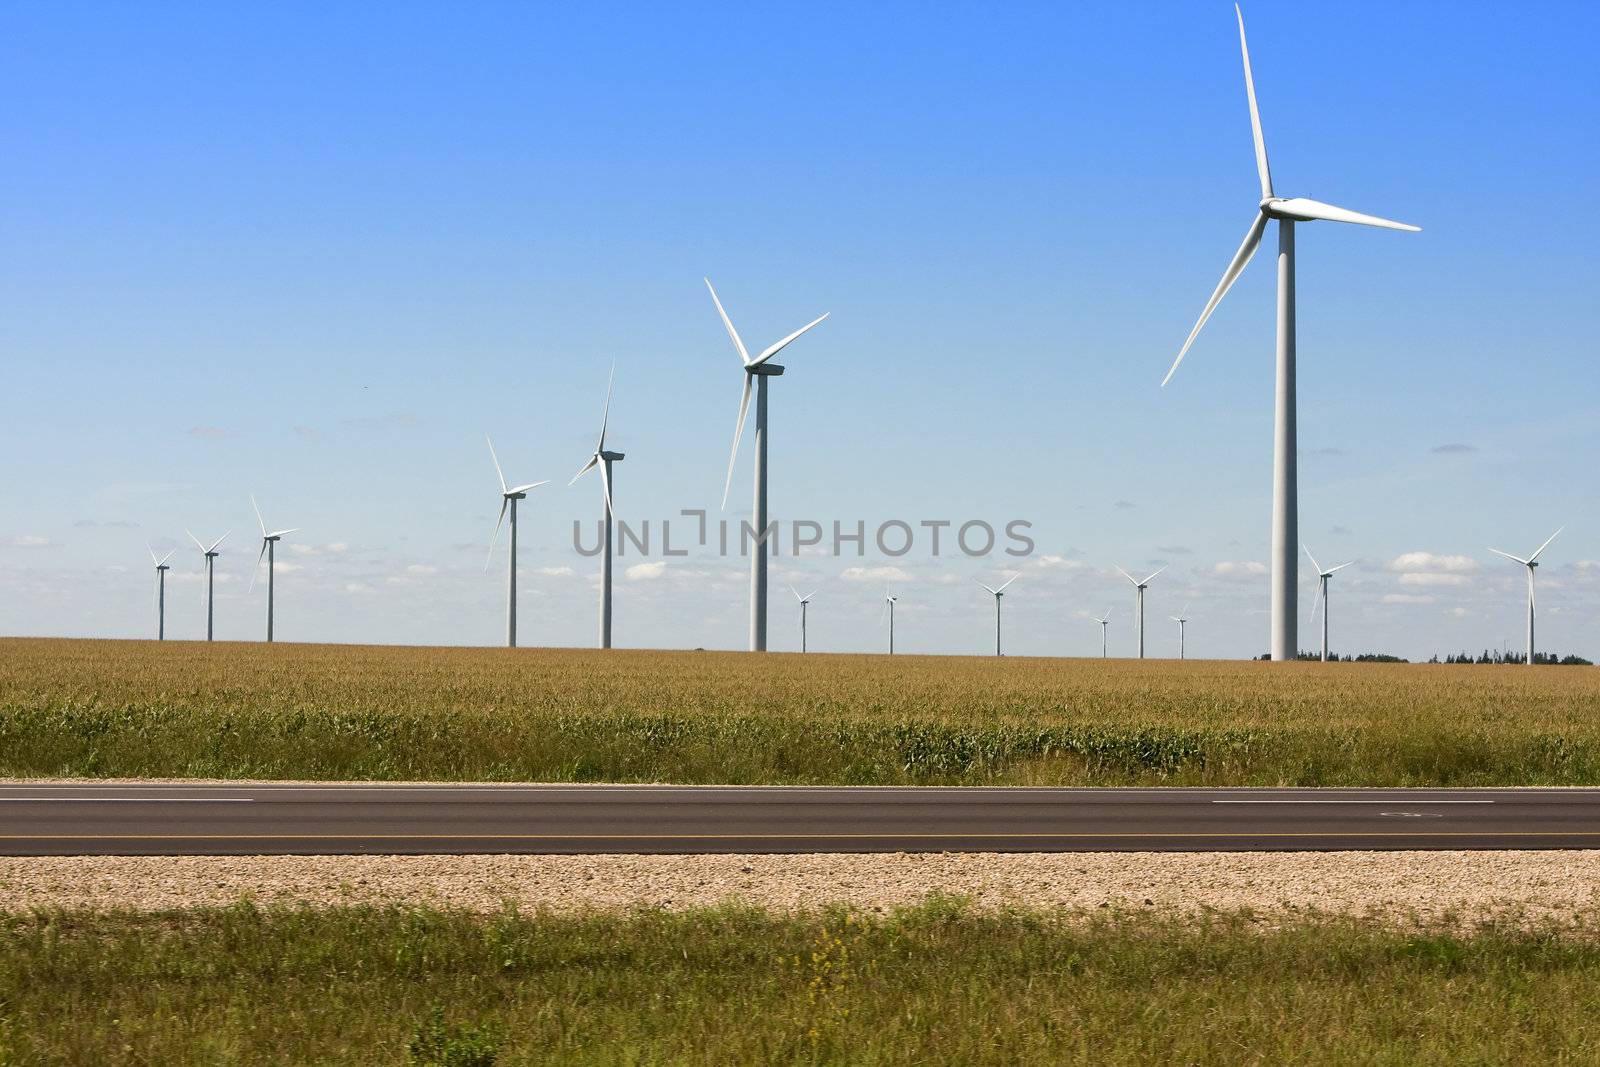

[1092,609,1112,658]
[1169,603,1191,660]
[1161,5,1419,662]
[485,436,549,649]
[186,530,228,642]
[975,574,1019,657]
[880,588,899,655]
[249,495,299,643]
[1114,566,1166,659]
[570,363,625,649]
[707,278,829,652]
[148,544,176,640]
[1304,546,1354,663]
[790,586,816,653]
[1489,527,1563,666]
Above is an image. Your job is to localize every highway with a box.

[3,784,1600,855]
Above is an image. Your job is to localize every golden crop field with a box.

[2,637,1599,785]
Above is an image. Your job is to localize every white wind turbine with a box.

[1169,603,1191,660]
[148,544,176,640]
[1114,566,1166,659]
[1304,545,1354,663]
[1092,609,1112,659]
[485,436,549,649]
[249,495,299,643]
[707,278,829,652]
[790,586,817,653]
[1161,5,1419,662]
[880,588,899,655]
[186,530,228,642]
[975,574,1019,657]
[1489,527,1563,667]
[570,363,625,649]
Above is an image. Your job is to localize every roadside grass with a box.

[0,899,1597,1064]
[2,638,1599,785]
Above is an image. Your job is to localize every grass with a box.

[0,900,1597,1064]
[2,637,1599,786]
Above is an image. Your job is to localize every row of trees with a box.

[1431,650,1594,665]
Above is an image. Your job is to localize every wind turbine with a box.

[571,363,625,649]
[791,586,817,652]
[249,495,299,643]
[880,588,899,655]
[485,436,549,649]
[975,574,1019,657]
[707,278,829,652]
[1114,566,1166,659]
[1092,609,1111,658]
[1489,527,1563,666]
[186,530,228,642]
[1304,545,1354,663]
[1161,5,1419,662]
[148,544,175,640]
[1169,603,1191,660]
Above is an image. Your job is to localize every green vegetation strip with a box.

[3,639,1599,785]
[1,901,1598,1064]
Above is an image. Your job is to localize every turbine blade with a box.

[720,374,753,510]
[790,585,803,602]
[249,539,267,595]
[251,494,267,536]
[158,549,176,567]
[749,312,830,368]
[570,454,599,486]
[1162,212,1268,386]
[1270,197,1420,232]
[487,498,508,571]
[1326,561,1355,575]
[1236,4,1273,199]
[1489,548,1530,566]
[995,574,1019,593]
[486,435,508,494]
[1141,566,1167,585]
[187,530,205,552]
[208,532,230,553]
[269,528,299,539]
[597,458,613,516]
[1113,565,1139,587]
[1302,544,1322,576]
[1528,526,1564,563]
[148,542,159,566]
[705,278,750,365]
[508,481,549,495]
[975,579,997,595]
[1309,581,1324,624]
[597,359,616,452]
[803,590,816,603]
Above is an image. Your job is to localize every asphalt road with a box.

[4,784,1600,855]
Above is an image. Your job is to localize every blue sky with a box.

[3,1,1597,660]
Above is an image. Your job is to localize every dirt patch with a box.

[2,850,1599,923]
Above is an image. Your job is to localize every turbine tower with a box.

[881,589,899,655]
[186,530,228,642]
[1489,527,1563,666]
[486,436,549,649]
[1162,5,1419,662]
[790,586,816,653]
[148,544,175,640]
[1115,566,1165,659]
[707,278,829,652]
[249,495,299,643]
[975,574,1019,657]
[1170,603,1191,660]
[1092,609,1111,658]
[1304,545,1354,663]
[571,363,624,649]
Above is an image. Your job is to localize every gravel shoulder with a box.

[4,850,1600,925]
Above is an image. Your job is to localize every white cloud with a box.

[8,535,54,548]
[1382,593,1437,604]
[841,565,910,583]
[626,561,667,581]
[1398,572,1467,588]
[404,564,438,576]
[1213,561,1266,579]
[537,566,575,577]
[1031,554,1082,571]
[1391,552,1476,573]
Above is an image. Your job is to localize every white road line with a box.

[0,798,253,803]
[1211,799,1492,804]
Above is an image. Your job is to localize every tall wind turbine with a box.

[249,495,299,643]
[1115,566,1165,659]
[1304,545,1354,663]
[707,278,829,652]
[1092,609,1112,659]
[571,363,624,649]
[1489,527,1563,666]
[486,436,549,649]
[881,588,899,655]
[1170,603,1191,660]
[975,574,1019,657]
[148,544,175,640]
[790,586,816,653]
[1161,5,1419,662]
[186,530,228,642]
